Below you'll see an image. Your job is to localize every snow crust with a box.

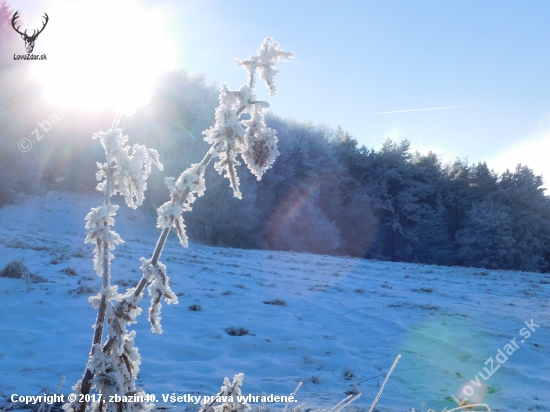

[0,191,549,412]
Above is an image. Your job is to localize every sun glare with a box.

[32,0,177,114]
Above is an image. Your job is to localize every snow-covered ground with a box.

[0,191,549,412]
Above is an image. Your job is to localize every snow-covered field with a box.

[0,191,549,412]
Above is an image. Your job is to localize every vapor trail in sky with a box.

[370,104,487,115]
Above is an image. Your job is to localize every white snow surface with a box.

[0,191,549,412]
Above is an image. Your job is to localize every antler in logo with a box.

[12,11,49,54]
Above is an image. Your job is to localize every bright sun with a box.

[32,0,177,114]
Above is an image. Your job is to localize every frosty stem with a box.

[102,140,222,354]
[367,355,401,412]
[135,141,220,293]
[73,39,292,412]
[81,136,222,403]
[78,114,120,412]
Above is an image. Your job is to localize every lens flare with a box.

[267,177,321,244]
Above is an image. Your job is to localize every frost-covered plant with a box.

[200,373,251,412]
[202,356,401,412]
[66,38,293,412]
[65,119,162,412]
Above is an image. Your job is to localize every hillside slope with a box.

[0,191,549,412]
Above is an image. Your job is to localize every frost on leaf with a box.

[214,146,242,199]
[241,111,279,180]
[85,204,124,276]
[89,285,119,309]
[157,201,188,247]
[203,84,245,147]
[89,344,125,397]
[157,164,207,247]
[94,128,163,209]
[109,287,144,334]
[105,287,144,363]
[235,37,294,97]
[89,286,154,412]
[88,337,152,412]
[140,258,178,334]
[202,38,293,197]
[202,84,245,199]
[62,379,83,412]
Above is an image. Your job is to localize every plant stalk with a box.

[77,115,118,412]
[102,141,221,354]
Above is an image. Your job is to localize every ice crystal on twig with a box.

[140,258,178,334]
[157,164,207,247]
[235,38,294,96]
[94,128,162,209]
[201,38,293,198]
[84,204,123,276]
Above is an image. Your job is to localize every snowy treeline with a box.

[1,3,549,272]
[100,73,550,272]
[181,120,550,272]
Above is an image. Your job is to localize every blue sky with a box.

[10,0,550,185]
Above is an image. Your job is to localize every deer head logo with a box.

[11,11,49,54]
